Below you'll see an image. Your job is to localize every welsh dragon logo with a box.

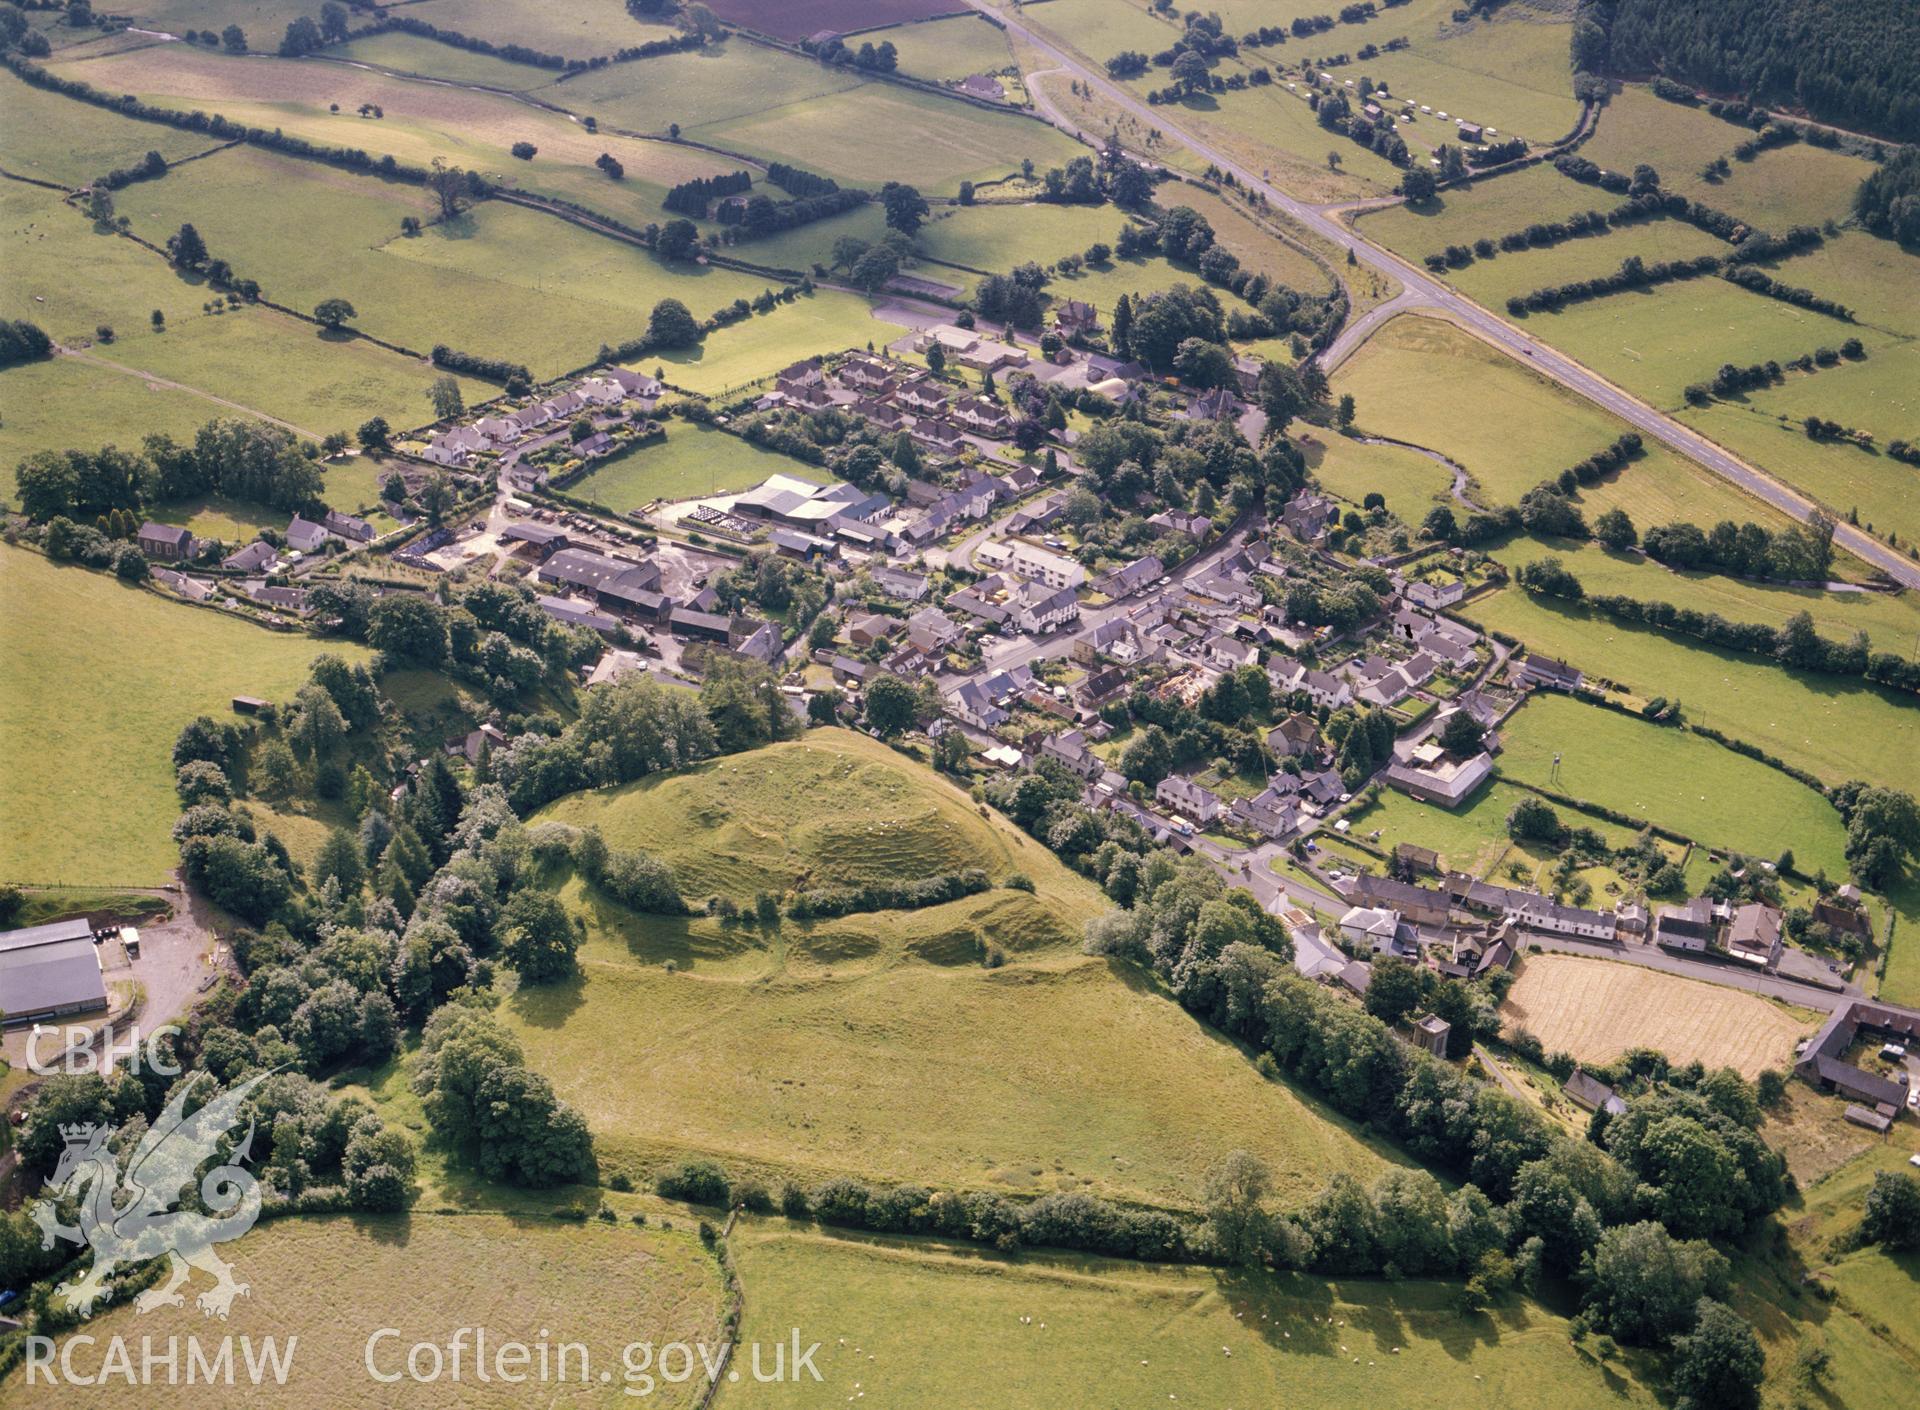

[28,1070,271,1318]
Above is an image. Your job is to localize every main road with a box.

[975,0,1920,590]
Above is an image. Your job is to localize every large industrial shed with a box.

[0,919,109,1025]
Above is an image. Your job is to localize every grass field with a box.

[46,44,737,228]
[879,13,1013,82]
[110,145,774,378]
[1354,163,1624,264]
[724,1221,1662,1407]
[22,1213,726,1407]
[1495,693,1851,874]
[1299,431,1454,521]
[1464,585,1920,797]
[1483,537,1920,644]
[1765,232,1920,341]
[1446,218,1730,310]
[569,424,828,510]
[1512,276,1889,413]
[400,0,677,57]
[1679,346,1920,552]
[531,41,860,134]
[1340,777,1642,883]
[1578,85,1749,194]
[1159,184,1335,295]
[0,546,374,884]
[643,289,913,396]
[325,31,561,89]
[1501,953,1818,1078]
[0,355,219,471]
[0,66,212,185]
[1334,315,1801,531]
[517,731,1394,1203]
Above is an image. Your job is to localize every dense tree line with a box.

[1605,0,1920,143]
[429,343,531,389]
[1505,251,1722,316]
[663,169,752,216]
[356,14,707,70]
[1854,146,1920,245]
[0,317,51,368]
[765,162,839,199]
[1682,339,1864,405]
[1641,511,1834,580]
[787,868,994,920]
[715,186,869,240]
[15,417,327,523]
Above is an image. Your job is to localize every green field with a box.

[518,731,1394,1203]
[0,546,374,883]
[1342,777,1641,882]
[0,355,220,471]
[1334,315,1799,531]
[325,31,561,89]
[1513,276,1888,412]
[1764,232,1920,342]
[21,1213,725,1408]
[1447,218,1731,309]
[1299,430,1455,521]
[1159,183,1335,294]
[1578,85,1750,193]
[571,424,829,510]
[1464,584,1920,797]
[1678,348,1920,553]
[1496,693,1850,874]
[1355,163,1621,263]
[402,0,678,58]
[46,44,738,229]
[1484,537,1920,643]
[643,289,913,396]
[111,145,776,378]
[879,13,1014,82]
[0,67,213,185]
[725,1222,1661,1408]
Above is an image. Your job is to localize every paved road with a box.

[974,0,1920,589]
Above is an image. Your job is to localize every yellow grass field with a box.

[1500,953,1819,1078]
[19,1213,727,1407]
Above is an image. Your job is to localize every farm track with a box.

[979,0,1920,589]
[54,344,323,438]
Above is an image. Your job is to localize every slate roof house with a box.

[137,522,194,561]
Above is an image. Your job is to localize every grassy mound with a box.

[516,733,1393,1206]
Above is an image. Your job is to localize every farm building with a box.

[1795,999,1918,1107]
[0,918,109,1025]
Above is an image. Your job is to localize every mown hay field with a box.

[400,0,679,56]
[327,31,563,90]
[1501,953,1818,1079]
[723,1222,1662,1407]
[0,66,211,184]
[0,355,216,471]
[0,546,373,884]
[641,289,912,397]
[18,1214,726,1408]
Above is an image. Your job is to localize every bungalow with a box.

[1156,774,1222,824]
[574,431,616,458]
[153,567,216,602]
[222,540,279,573]
[1095,554,1164,598]
[459,722,509,764]
[1383,751,1493,808]
[1516,653,1584,692]
[907,606,964,653]
[1654,896,1718,952]
[472,416,517,446]
[1146,510,1212,540]
[251,584,311,614]
[323,509,375,543]
[848,612,899,649]
[1563,1068,1628,1116]
[1726,902,1784,967]
[604,368,664,401]
[137,522,194,561]
[285,515,330,554]
[1204,634,1260,671]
